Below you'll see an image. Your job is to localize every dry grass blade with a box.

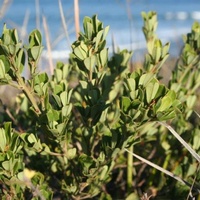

[140,193,152,200]
[124,148,200,193]
[186,163,200,200]
[74,0,80,39]
[194,111,200,119]
[42,15,54,75]
[158,121,200,163]
[0,0,12,20]
[35,0,40,29]
[58,0,71,48]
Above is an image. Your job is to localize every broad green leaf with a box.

[121,96,131,113]
[126,192,140,200]
[127,78,136,92]
[54,84,63,95]
[27,134,38,144]
[23,168,36,179]
[0,60,6,79]
[2,160,11,171]
[83,16,92,34]
[60,91,68,106]
[29,29,42,46]
[39,72,48,83]
[139,72,154,87]
[100,165,108,181]
[79,154,94,173]
[85,21,93,39]
[156,96,172,112]
[62,104,72,117]
[156,90,176,112]
[31,46,43,61]
[34,30,42,45]
[74,45,87,60]
[16,48,25,73]
[162,42,170,57]
[193,130,200,150]
[55,68,63,82]
[47,109,60,122]
[95,30,103,50]
[84,55,95,71]
[0,55,9,73]
[99,48,108,67]
[186,95,197,109]
[3,32,11,45]
[0,128,6,152]
[8,44,16,55]
[67,148,77,160]
[34,84,44,96]
[103,26,109,41]
[146,80,159,103]
[157,110,176,121]
[4,122,12,142]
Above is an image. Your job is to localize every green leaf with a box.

[156,96,172,112]
[95,30,103,51]
[100,165,108,181]
[186,95,197,109]
[31,46,43,61]
[85,21,93,39]
[79,154,94,173]
[62,104,72,117]
[60,91,68,106]
[0,55,10,72]
[146,79,159,103]
[84,55,95,71]
[0,60,6,79]
[193,130,200,150]
[67,148,77,160]
[29,29,42,47]
[157,110,176,121]
[99,48,108,67]
[0,128,6,152]
[139,72,154,87]
[2,160,11,171]
[156,90,176,112]
[27,134,38,144]
[74,46,86,60]
[55,68,63,82]
[16,48,25,73]
[121,96,131,113]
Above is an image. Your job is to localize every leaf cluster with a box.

[0,13,199,199]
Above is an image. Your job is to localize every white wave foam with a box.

[165,11,200,21]
[176,12,188,20]
[191,11,200,20]
[42,50,71,60]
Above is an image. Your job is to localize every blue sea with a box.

[1,0,200,61]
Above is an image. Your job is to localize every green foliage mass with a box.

[0,12,199,199]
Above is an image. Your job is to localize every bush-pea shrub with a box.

[0,12,199,199]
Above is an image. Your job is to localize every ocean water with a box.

[1,0,200,60]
